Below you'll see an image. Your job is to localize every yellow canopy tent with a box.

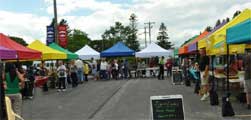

[28,40,67,60]
[208,9,251,55]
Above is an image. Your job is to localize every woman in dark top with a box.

[199,49,210,101]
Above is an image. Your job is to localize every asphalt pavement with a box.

[22,77,251,120]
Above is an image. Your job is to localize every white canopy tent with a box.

[136,43,173,58]
[75,45,100,60]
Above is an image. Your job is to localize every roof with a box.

[101,42,135,57]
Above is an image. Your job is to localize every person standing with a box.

[100,58,108,80]
[244,50,251,109]
[199,49,210,101]
[57,61,67,92]
[39,61,48,92]
[75,59,84,84]
[165,58,173,77]
[3,63,24,118]
[83,62,89,82]
[123,59,129,79]
[91,58,97,80]
[69,60,78,88]
[158,56,165,80]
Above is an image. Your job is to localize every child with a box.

[83,63,89,82]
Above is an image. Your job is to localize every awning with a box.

[28,40,67,60]
[0,33,41,60]
[187,31,209,52]
[101,42,135,57]
[227,19,251,44]
[136,42,173,58]
[49,43,78,59]
[178,46,188,55]
[0,46,17,60]
[209,9,251,55]
[75,45,100,60]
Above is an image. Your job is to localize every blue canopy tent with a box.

[227,19,251,44]
[101,42,135,57]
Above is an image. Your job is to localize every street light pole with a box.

[53,0,58,44]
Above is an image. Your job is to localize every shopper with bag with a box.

[57,61,67,92]
[3,63,25,119]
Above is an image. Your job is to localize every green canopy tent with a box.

[49,43,78,59]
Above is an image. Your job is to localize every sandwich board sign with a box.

[150,95,185,120]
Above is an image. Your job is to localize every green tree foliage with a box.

[67,29,91,52]
[9,36,28,46]
[233,10,241,19]
[126,13,140,51]
[215,19,221,28]
[205,26,212,32]
[157,23,172,49]
[101,13,140,51]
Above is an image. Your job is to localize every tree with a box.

[215,19,221,28]
[157,22,172,49]
[233,10,241,19]
[226,17,230,22]
[9,36,28,46]
[67,29,91,52]
[59,19,72,34]
[205,26,212,32]
[126,13,140,51]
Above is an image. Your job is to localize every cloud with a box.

[1,0,251,48]
[0,11,50,44]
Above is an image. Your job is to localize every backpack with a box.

[59,69,65,77]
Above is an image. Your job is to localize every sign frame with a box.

[150,95,185,120]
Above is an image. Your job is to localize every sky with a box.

[0,0,251,48]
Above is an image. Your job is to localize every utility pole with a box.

[53,0,58,44]
[144,21,155,43]
[144,27,148,47]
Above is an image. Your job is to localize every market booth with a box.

[136,42,173,58]
[0,46,17,60]
[0,33,41,60]
[49,43,78,59]
[28,40,67,60]
[101,42,135,57]
[75,45,100,60]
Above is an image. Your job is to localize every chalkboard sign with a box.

[150,95,185,120]
[172,69,183,85]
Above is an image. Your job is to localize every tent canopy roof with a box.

[0,33,41,60]
[75,45,100,60]
[227,18,251,44]
[136,42,173,58]
[28,40,67,60]
[49,43,78,59]
[0,46,17,60]
[101,42,135,57]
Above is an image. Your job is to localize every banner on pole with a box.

[46,26,55,45]
[58,25,67,48]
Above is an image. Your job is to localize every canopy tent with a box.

[188,31,209,52]
[0,46,17,60]
[75,45,100,60]
[136,42,173,58]
[227,19,251,44]
[198,21,227,55]
[49,43,78,59]
[208,9,251,55]
[28,40,67,60]
[0,33,41,60]
[178,35,198,55]
[174,49,179,58]
[101,42,135,57]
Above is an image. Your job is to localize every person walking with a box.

[69,60,78,88]
[75,59,84,84]
[244,50,251,109]
[57,61,67,92]
[123,59,129,79]
[91,58,97,80]
[199,49,210,101]
[83,62,89,82]
[158,56,165,80]
[3,63,25,118]
[39,61,49,92]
